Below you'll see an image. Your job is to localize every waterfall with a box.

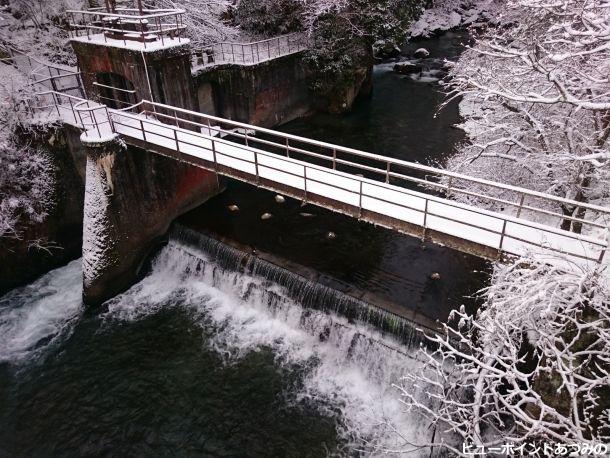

[99,225,437,454]
[171,224,436,347]
[1,227,438,454]
[0,260,83,363]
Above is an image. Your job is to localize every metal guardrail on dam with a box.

[191,33,309,68]
[0,47,84,99]
[67,7,187,47]
[32,91,610,270]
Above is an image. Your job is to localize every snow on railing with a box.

[66,7,186,48]
[191,33,309,68]
[0,46,84,98]
[34,93,610,267]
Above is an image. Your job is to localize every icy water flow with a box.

[0,242,433,456]
[1,31,482,456]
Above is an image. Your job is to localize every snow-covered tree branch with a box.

[0,60,54,242]
[394,255,610,456]
[444,0,610,235]
[0,0,86,64]
[146,0,238,47]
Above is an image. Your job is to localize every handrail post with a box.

[173,127,180,152]
[158,17,163,46]
[68,96,75,123]
[244,130,249,147]
[106,107,115,133]
[332,148,337,169]
[303,165,307,202]
[254,148,260,185]
[286,138,290,158]
[77,109,85,134]
[422,198,429,241]
[93,109,102,138]
[52,92,61,117]
[211,137,218,172]
[498,219,508,252]
[446,176,453,198]
[516,192,525,218]
[358,180,363,219]
[140,118,147,142]
[385,162,390,184]
[122,16,126,46]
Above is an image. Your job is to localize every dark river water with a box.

[0,31,487,456]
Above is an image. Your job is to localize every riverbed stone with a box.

[373,40,401,59]
[393,63,423,75]
[414,48,430,58]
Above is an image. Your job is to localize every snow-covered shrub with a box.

[235,0,305,36]
[147,0,238,47]
[0,143,54,239]
[1,0,86,65]
[0,61,55,240]
[303,0,424,99]
[394,255,610,455]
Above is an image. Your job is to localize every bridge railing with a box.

[32,93,609,266]
[0,46,84,98]
[191,33,309,68]
[66,8,186,47]
[131,100,610,240]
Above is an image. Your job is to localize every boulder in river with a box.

[299,212,316,218]
[373,40,401,59]
[260,212,273,220]
[430,272,441,281]
[413,48,430,58]
[275,194,285,204]
[227,204,240,212]
[393,63,423,75]
[326,231,337,240]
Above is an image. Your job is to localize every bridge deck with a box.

[38,93,610,270]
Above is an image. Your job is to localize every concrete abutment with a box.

[81,135,221,306]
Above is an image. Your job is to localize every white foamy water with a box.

[0,260,84,362]
[103,241,434,454]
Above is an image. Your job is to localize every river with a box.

[0,31,486,456]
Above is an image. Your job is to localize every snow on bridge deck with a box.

[39,93,610,270]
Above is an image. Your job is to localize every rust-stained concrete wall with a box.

[70,39,223,306]
[81,137,222,306]
[72,39,197,111]
[194,52,312,127]
[193,49,374,126]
